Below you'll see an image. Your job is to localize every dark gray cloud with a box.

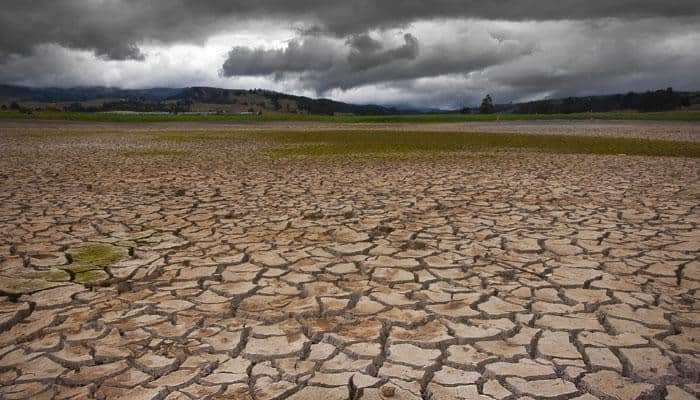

[222,37,336,76]
[224,18,700,107]
[346,34,383,54]
[1,1,699,60]
[221,32,426,89]
[347,34,419,71]
[221,27,536,92]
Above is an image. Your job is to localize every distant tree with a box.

[0,104,6,110]
[10,101,20,110]
[64,102,85,112]
[460,106,471,114]
[480,95,495,114]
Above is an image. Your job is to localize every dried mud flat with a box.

[0,122,699,400]
[2,119,700,142]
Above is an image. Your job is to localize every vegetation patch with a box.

[68,244,127,267]
[0,245,129,295]
[74,269,110,284]
[62,244,128,285]
[20,130,108,139]
[121,150,189,157]
[0,277,66,295]
[159,131,247,141]
[2,109,700,123]
[256,130,700,158]
[35,268,71,282]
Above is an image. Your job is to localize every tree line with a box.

[513,88,692,114]
[461,88,694,115]
[63,100,192,113]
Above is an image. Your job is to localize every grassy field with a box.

[161,130,700,158]
[121,150,189,158]
[2,110,700,123]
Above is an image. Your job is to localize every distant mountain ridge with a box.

[0,84,181,102]
[169,87,396,115]
[504,88,699,114]
[1,84,697,114]
[0,84,398,115]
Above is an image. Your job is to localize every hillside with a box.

[500,88,700,114]
[168,87,396,115]
[0,84,397,115]
[0,85,181,102]
[1,84,698,115]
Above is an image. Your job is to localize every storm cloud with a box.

[222,32,435,91]
[222,37,337,76]
[2,1,699,60]
[347,34,419,71]
[1,1,699,108]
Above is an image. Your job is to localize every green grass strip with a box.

[249,130,700,158]
[2,110,700,123]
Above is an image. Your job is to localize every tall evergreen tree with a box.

[480,95,495,114]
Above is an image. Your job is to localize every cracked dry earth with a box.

[0,128,699,400]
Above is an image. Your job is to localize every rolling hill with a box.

[1,84,697,115]
[0,84,397,115]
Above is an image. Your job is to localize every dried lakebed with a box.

[0,124,699,400]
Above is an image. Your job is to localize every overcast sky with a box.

[1,1,699,109]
